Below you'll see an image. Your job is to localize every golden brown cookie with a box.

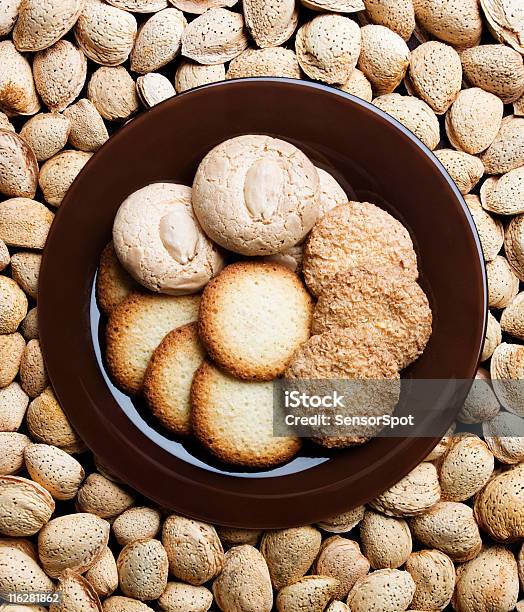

[105,292,200,395]
[285,328,401,448]
[303,201,418,296]
[313,267,432,369]
[198,261,313,381]
[143,322,205,436]
[96,242,139,316]
[191,360,301,468]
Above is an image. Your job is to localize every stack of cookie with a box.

[97,134,432,468]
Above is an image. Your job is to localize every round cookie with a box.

[313,267,432,369]
[105,292,200,394]
[303,201,418,296]
[191,360,301,467]
[143,322,205,436]
[285,328,401,447]
[96,242,139,316]
[317,167,349,217]
[192,135,320,256]
[260,245,304,273]
[198,261,313,381]
[113,182,225,295]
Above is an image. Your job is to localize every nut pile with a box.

[0,0,524,610]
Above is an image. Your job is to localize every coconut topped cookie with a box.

[113,182,224,295]
[192,135,320,256]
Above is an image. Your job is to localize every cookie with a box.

[192,135,320,256]
[316,167,349,217]
[259,245,304,273]
[96,242,139,316]
[143,322,205,436]
[303,201,418,296]
[191,360,301,468]
[198,261,313,381]
[313,267,432,369]
[105,292,200,394]
[113,182,225,295]
[285,328,401,448]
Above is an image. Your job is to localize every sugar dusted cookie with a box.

[105,292,200,394]
[143,322,205,436]
[313,267,432,369]
[113,182,224,296]
[96,242,139,316]
[303,201,418,296]
[198,261,313,381]
[192,135,320,256]
[285,328,400,448]
[191,360,301,467]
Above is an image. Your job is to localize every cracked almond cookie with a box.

[192,135,320,256]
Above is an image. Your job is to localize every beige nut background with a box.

[0,0,523,611]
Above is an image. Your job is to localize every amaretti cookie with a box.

[113,182,225,295]
[198,262,313,381]
[191,360,301,468]
[285,328,401,447]
[303,202,418,296]
[192,135,320,256]
[105,292,200,394]
[96,242,139,316]
[317,167,349,217]
[143,322,205,436]
[313,267,432,369]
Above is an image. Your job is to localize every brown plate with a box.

[39,79,487,528]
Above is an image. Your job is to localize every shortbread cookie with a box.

[192,135,320,256]
[113,183,225,295]
[285,328,401,447]
[317,167,349,217]
[199,262,313,381]
[143,322,205,436]
[303,202,418,296]
[105,292,200,394]
[191,360,301,467]
[96,242,139,316]
[313,267,432,369]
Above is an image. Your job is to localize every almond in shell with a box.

[358,24,410,95]
[182,8,248,65]
[63,99,108,153]
[0,130,38,199]
[445,87,504,155]
[33,40,87,112]
[406,41,462,114]
[243,0,298,48]
[0,41,40,116]
[362,0,415,40]
[87,66,140,121]
[50,570,103,612]
[295,15,361,85]
[13,0,84,52]
[38,512,110,578]
[413,0,483,48]
[131,8,186,74]
[75,0,138,67]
